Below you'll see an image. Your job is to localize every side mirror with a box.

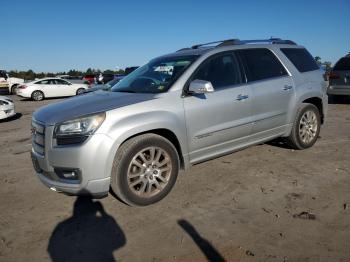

[188,79,214,94]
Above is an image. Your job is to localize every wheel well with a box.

[122,129,185,169]
[302,97,324,124]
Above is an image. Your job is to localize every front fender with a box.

[99,109,189,177]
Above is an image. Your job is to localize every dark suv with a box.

[328,53,350,96]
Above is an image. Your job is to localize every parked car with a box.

[101,73,114,84]
[83,78,122,94]
[327,53,350,96]
[17,78,88,101]
[31,38,327,206]
[0,96,15,120]
[0,70,24,94]
[125,67,139,75]
[83,74,96,85]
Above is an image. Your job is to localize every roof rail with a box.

[191,39,239,49]
[237,38,297,45]
[176,37,297,52]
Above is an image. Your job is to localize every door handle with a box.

[283,85,293,90]
[236,94,249,101]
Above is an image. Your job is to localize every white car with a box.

[0,96,15,120]
[16,78,88,101]
[0,70,24,94]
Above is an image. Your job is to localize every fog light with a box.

[62,171,76,178]
[54,168,80,181]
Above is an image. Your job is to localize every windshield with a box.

[111,55,198,93]
[106,78,120,88]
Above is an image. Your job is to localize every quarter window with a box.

[192,53,242,89]
[238,48,288,81]
[280,48,319,73]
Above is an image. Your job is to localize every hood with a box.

[33,91,156,125]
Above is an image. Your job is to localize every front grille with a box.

[32,120,45,156]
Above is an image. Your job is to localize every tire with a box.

[286,103,321,150]
[11,85,18,95]
[31,90,44,101]
[110,133,179,206]
[76,88,85,95]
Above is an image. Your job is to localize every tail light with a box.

[18,85,27,89]
[328,71,340,80]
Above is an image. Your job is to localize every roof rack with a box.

[176,37,297,52]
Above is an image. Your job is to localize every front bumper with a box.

[327,85,350,95]
[31,122,115,196]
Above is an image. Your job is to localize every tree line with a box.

[7,57,332,81]
[8,68,126,80]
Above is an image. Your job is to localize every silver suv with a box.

[31,38,328,206]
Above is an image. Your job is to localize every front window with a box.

[111,55,198,93]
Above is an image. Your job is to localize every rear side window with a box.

[333,57,350,71]
[238,48,288,82]
[281,48,319,73]
[192,52,242,89]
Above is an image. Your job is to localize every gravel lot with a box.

[0,94,349,262]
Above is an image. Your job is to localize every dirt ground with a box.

[0,94,349,262]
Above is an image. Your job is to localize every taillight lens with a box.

[328,72,340,79]
[18,85,27,89]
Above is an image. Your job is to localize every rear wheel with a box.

[11,85,18,94]
[31,90,44,101]
[286,103,321,149]
[110,134,179,206]
[76,88,85,95]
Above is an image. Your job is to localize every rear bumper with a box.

[16,90,31,98]
[327,85,350,95]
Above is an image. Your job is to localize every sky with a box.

[1,0,349,72]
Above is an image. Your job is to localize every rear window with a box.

[238,48,288,82]
[333,57,350,71]
[281,48,319,73]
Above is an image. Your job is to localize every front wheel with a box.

[110,134,179,206]
[286,103,321,149]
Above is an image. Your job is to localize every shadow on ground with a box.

[178,219,225,262]
[48,196,126,262]
[0,113,22,123]
[328,95,350,105]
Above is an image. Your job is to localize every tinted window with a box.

[36,80,51,85]
[281,48,319,73]
[192,53,242,89]
[333,57,350,71]
[238,49,288,81]
[54,79,69,85]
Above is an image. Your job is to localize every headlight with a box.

[54,112,105,145]
[0,100,9,106]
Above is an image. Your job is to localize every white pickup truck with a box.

[0,70,24,94]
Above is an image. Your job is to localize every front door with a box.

[183,52,253,163]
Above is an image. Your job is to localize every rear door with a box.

[34,79,52,97]
[183,51,253,163]
[237,48,294,137]
[53,79,74,96]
